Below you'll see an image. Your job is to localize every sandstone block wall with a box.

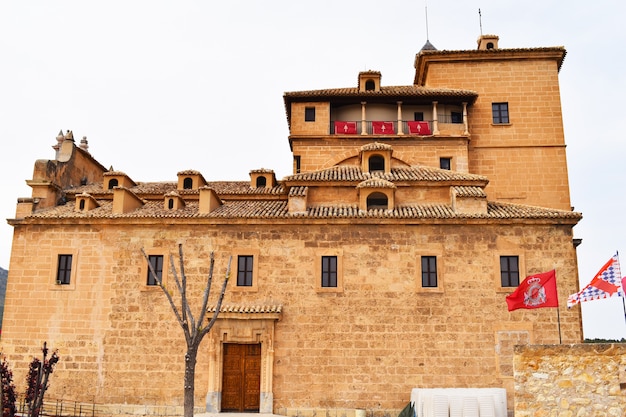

[423,59,570,211]
[1,220,582,414]
[514,344,626,415]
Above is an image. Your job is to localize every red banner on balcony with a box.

[407,121,431,135]
[334,121,357,134]
[372,121,394,135]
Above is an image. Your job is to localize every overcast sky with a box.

[1,1,625,340]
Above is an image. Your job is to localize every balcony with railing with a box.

[330,117,467,137]
[328,102,469,137]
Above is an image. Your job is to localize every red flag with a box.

[372,121,394,134]
[506,270,559,311]
[407,121,431,135]
[334,121,357,134]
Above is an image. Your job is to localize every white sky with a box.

[1,1,625,340]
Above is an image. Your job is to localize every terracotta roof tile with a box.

[453,186,486,198]
[208,304,283,314]
[285,165,488,183]
[356,178,396,189]
[23,199,581,222]
[284,85,478,100]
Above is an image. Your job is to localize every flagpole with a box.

[616,251,626,330]
[556,307,562,344]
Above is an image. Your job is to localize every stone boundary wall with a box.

[514,343,626,415]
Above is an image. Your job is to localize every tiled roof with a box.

[453,186,486,198]
[288,186,308,197]
[207,304,283,314]
[23,199,581,222]
[284,85,478,100]
[361,142,393,152]
[285,165,488,183]
[65,181,286,197]
[357,178,396,189]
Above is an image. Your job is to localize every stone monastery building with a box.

[2,34,582,416]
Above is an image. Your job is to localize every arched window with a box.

[168,198,174,209]
[368,155,385,172]
[183,177,193,189]
[108,178,118,190]
[256,176,267,188]
[365,80,375,91]
[79,200,85,210]
[486,42,494,49]
[367,192,388,210]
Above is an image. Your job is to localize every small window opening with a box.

[365,80,375,91]
[294,156,301,174]
[183,177,193,189]
[108,179,118,190]
[168,198,174,209]
[414,112,424,121]
[79,200,86,210]
[147,255,163,286]
[451,111,463,124]
[367,192,388,210]
[486,42,494,49]
[305,107,316,122]
[440,158,451,170]
[56,254,72,285]
[237,255,254,287]
[368,155,385,172]
[500,256,520,287]
[421,256,438,287]
[321,256,338,288]
[492,103,510,124]
[256,176,267,188]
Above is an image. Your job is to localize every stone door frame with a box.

[205,306,282,413]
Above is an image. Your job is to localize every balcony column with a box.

[432,101,440,135]
[361,101,367,135]
[462,102,469,135]
[397,101,404,135]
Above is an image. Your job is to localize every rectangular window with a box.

[414,111,424,121]
[439,157,451,170]
[147,255,164,286]
[305,107,316,122]
[56,254,73,285]
[492,102,509,124]
[237,255,254,287]
[451,111,463,124]
[294,155,301,174]
[321,256,338,288]
[500,256,520,287]
[421,256,438,287]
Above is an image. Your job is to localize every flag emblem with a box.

[506,270,559,311]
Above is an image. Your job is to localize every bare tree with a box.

[141,244,230,417]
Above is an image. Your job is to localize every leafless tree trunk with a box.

[141,244,230,417]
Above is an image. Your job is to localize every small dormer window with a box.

[168,198,174,209]
[486,42,494,49]
[256,177,267,188]
[79,200,85,210]
[367,192,388,210]
[365,80,375,91]
[368,155,385,172]
[108,178,118,190]
[183,177,193,189]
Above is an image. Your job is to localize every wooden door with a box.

[222,343,261,412]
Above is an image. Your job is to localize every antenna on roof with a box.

[479,8,483,36]
[425,0,430,41]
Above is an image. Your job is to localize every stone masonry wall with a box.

[1,220,582,415]
[423,59,570,211]
[514,344,626,416]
